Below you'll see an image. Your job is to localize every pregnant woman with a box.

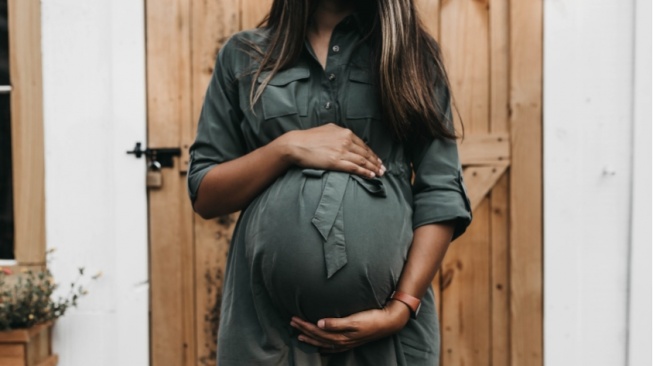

[187,0,472,364]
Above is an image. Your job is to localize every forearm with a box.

[192,124,384,219]
[393,222,455,304]
[291,220,457,349]
[192,135,293,218]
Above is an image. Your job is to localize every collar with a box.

[338,11,373,35]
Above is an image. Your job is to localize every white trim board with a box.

[41,1,149,365]
[544,0,650,365]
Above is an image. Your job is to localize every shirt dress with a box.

[187,13,473,366]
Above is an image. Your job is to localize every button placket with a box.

[321,30,352,126]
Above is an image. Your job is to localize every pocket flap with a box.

[301,168,327,178]
[349,68,376,85]
[258,67,311,86]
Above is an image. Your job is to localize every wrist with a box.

[388,290,421,319]
[385,299,411,328]
[271,131,298,165]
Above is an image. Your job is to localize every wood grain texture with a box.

[490,172,510,365]
[0,343,24,366]
[488,1,511,363]
[440,197,491,366]
[490,0,510,133]
[438,1,494,365]
[462,165,508,212]
[416,0,441,41]
[189,1,240,363]
[0,322,51,342]
[185,0,239,175]
[241,0,271,29]
[146,0,196,364]
[35,355,58,366]
[459,133,510,166]
[509,0,543,365]
[0,321,56,366]
[440,0,490,134]
[7,0,46,265]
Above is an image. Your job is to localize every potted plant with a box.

[0,252,100,366]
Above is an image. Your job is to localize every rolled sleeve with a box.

[187,37,247,204]
[410,92,472,241]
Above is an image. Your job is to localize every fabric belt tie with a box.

[302,169,386,279]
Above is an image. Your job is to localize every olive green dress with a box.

[187,14,472,366]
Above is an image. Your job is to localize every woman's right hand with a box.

[194,123,384,218]
[277,123,386,178]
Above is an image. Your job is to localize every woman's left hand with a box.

[290,299,411,353]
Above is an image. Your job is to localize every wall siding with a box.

[42,0,149,365]
[544,0,643,365]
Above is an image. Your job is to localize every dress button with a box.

[328,73,336,81]
[325,102,332,110]
[332,45,340,53]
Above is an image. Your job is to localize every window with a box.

[0,0,45,266]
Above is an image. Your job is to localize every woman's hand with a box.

[290,299,411,353]
[278,123,385,178]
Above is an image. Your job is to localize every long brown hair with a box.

[249,0,459,142]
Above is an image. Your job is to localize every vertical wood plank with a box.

[180,175,196,366]
[190,0,240,136]
[146,0,196,364]
[190,0,240,363]
[439,0,492,364]
[240,0,271,29]
[195,215,237,365]
[490,0,510,133]
[440,0,491,134]
[8,0,45,265]
[490,0,511,364]
[509,0,543,365]
[440,197,491,366]
[490,172,510,365]
[416,0,441,41]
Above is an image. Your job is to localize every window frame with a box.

[3,0,45,267]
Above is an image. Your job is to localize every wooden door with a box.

[145,0,542,365]
[421,1,543,365]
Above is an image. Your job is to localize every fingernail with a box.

[377,158,382,163]
[370,172,376,178]
[298,336,305,342]
[318,320,325,329]
[382,164,386,171]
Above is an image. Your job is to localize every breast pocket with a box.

[258,68,311,120]
[345,68,382,120]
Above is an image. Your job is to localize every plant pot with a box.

[0,321,58,366]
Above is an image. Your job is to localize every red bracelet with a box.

[389,291,422,319]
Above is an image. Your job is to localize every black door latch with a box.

[126,142,181,168]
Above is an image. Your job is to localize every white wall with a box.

[41,0,149,365]
[544,0,651,365]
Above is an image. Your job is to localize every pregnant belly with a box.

[243,168,414,323]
